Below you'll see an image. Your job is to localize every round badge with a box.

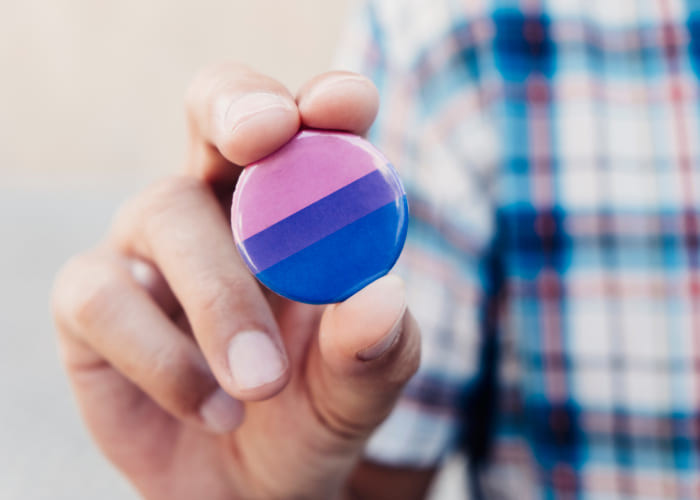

[231,130,409,304]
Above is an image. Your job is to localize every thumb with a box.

[306,274,421,445]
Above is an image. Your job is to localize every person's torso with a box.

[370,1,700,497]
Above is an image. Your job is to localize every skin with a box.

[51,64,436,499]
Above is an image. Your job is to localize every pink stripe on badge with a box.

[232,130,386,240]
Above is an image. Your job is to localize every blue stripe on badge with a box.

[255,197,408,304]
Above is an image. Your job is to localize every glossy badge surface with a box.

[231,130,408,304]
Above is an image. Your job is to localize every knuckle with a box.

[197,275,248,317]
[191,275,271,336]
[140,176,206,231]
[71,272,123,331]
[145,175,205,207]
[113,175,208,245]
[185,62,251,113]
[54,253,126,332]
[51,254,87,328]
[150,346,211,417]
[307,393,368,445]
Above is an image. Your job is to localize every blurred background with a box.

[0,1,463,498]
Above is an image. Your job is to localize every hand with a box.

[51,64,427,500]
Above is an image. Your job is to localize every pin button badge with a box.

[231,130,409,304]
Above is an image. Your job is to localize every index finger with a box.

[184,63,300,183]
[184,65,382,187]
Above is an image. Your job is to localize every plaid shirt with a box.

[335,1,700,498]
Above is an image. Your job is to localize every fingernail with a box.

[303,75,375,106]
[220,92,295,136]
[200,388,244,433]
[228,330,287,390]
[356,310,405,361]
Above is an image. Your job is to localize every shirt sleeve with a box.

[332,0,500,467]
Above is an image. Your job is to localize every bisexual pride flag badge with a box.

[231,130,408,304]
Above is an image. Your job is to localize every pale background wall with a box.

[0,1,464,498]
[1,0,357,188]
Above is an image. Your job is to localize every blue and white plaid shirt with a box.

[336,1,700,498]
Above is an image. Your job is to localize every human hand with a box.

[51,64,426,500]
